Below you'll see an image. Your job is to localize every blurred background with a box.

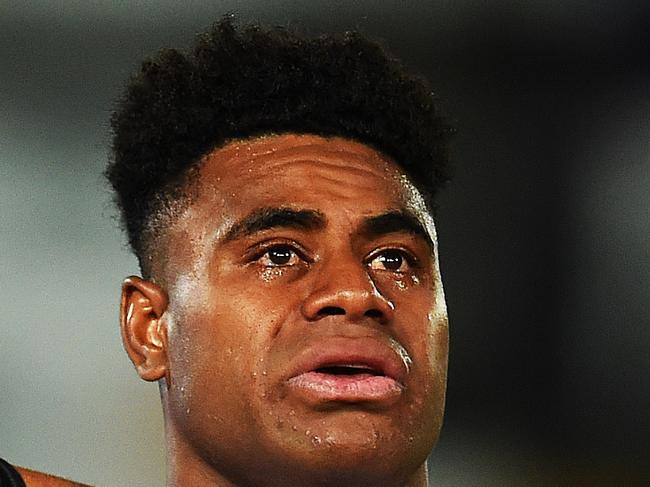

[1,1,648,485]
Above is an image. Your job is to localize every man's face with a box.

[158,134,448,485]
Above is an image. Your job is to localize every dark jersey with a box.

[0,458,26,487]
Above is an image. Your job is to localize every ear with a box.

[120,276,169,382]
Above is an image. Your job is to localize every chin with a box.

[259,411,435,486]
[294,442,429,487]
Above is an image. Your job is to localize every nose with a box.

[300,256,395,324]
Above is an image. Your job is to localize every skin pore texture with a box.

[121,134,449,487]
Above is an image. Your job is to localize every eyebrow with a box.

[359,210,434,248]
[222,207,326,242]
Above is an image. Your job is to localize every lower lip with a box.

[287,371,403,403]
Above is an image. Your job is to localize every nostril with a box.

[364,309,383,319]
[319,306,345,316]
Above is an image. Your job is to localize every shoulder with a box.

[15,466,92,487]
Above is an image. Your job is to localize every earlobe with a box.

[120,276,169,382]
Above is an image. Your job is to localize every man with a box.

[3,18,451,486]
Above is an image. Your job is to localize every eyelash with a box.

[248,241,312,268]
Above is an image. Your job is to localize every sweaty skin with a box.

[121,134,449,487]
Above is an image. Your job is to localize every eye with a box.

[367,249,412,273]
[257,245,303,267]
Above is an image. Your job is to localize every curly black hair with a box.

[107,17,452,275]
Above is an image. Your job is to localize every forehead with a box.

[158,134,436,279]
[194,134,421,215]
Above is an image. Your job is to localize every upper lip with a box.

[286,336,410,385]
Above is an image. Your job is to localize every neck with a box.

[166,444,237,487]
[167,443,429,487]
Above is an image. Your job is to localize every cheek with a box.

[403,312,448,449]
[395,286,448,409]
[165,281,292,419]
[164,304,244,422]
[423,305,449,394]
[391,279,447,356]
[428,318,449,403]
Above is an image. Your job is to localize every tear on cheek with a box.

[260,267,288,282]
[393,274,421,291]
[258,265,308,283]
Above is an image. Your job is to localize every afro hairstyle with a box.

[107,17,453,275]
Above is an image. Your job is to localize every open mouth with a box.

[314,365,383,376]
[288,362,403,404]
[285,336,409,405]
